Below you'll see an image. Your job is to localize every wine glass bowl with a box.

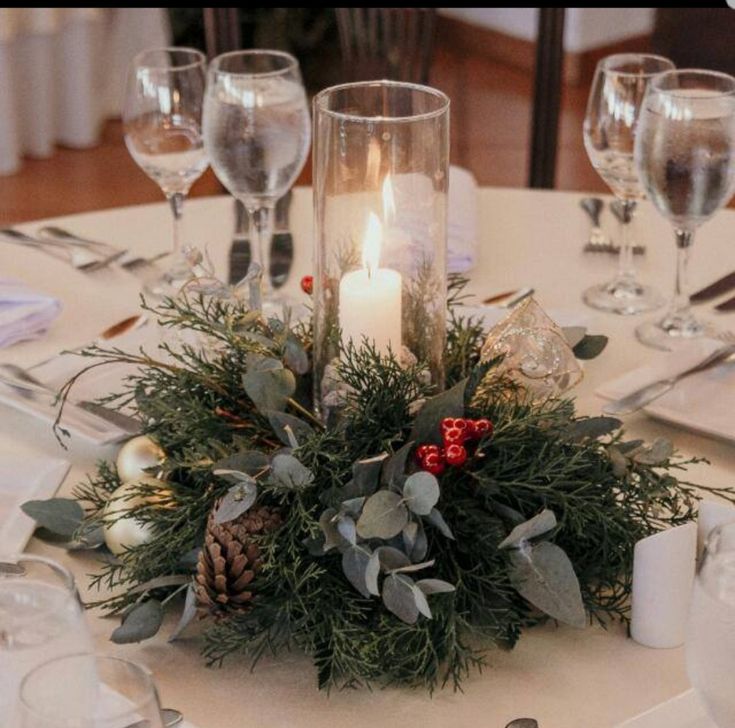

[123,47,209,298]
[203,50,311,306]
[634,69,735,348]
[582,53,674,315]
[686,522,735,727]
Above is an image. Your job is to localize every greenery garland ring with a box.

[22,281,735,692]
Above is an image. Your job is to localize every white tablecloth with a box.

[0,8,171,175]
[2,187,735,728]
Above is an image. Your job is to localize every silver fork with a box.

[579,197,611,252]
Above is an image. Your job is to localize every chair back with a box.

[335,8,436,84]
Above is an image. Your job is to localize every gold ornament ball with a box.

[102,477,171,556]
[116,435,165,482]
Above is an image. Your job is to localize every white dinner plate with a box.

[617,688,715,728]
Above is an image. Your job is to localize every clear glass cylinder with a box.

[313,81,450,415]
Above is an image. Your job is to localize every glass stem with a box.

[167,192,185,257]
[248,202,275,299]
[616,198,636,282]
[671,228,694,318]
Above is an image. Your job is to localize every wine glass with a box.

[686,522,735,726]
[582,53,674,315]
[203,50,311,312]
[19,654,163,728]
[634,69,735,349]
[0,555,92,726]
[123,47,209,299]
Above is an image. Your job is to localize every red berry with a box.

[300,275,314,295]
[472,418,494,439]
[415,443,440,463]
[421,450,445,475]
[443,426,465,445]
[440,417,457,432]
[445,443,467,467]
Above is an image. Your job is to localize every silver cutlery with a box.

[609,199,646,255]
[271,189,294,289]
[0,228,126,272]
[580,197,610,252]
[602,341,735,416]
[228,199,251,285]
[0,364,140,434]
[483,287,534,308]
[505,720,538,728]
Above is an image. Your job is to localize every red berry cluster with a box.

[300,275,314,295]
[415,417,494,475]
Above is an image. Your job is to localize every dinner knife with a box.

[690,271,735,303]
[715,294,735,312]
[602,342,735,416]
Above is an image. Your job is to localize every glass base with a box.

[582,277,664,315]
[635,311,716,351]
[141,256,193,301]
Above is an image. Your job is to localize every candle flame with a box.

[363,212,383,277]
[382,175,396,223]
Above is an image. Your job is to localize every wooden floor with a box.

[1,39,606,225]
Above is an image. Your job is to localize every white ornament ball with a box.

[116,435,165,482]
[102,477,171,556]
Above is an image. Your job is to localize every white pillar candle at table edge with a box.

[339,211,402,356]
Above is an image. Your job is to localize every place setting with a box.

[2,12,735,728]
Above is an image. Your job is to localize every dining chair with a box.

[335,8,437,84]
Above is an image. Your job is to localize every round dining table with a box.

[2,185,735,728]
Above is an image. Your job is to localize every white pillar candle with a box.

[339,212,402,356]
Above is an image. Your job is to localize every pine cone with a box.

[194,504,282,618]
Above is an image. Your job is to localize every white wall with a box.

[438,8,656,52]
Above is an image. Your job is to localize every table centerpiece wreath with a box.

[21,277,735,692]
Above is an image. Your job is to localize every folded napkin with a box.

[0,278,62,349]
[448,165,479,273]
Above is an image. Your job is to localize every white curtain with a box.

[0,8,172,175]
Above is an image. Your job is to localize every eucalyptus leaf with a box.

[303,537,326,557]
[498,509,557,549]
[213,482,258,524]
[67,522,105,551]
[337,515,357,545]
[402,471,440,516]
[128,574,190,595]
[270,454,314,489]
[21,498,85,539]
[356,491,408,540]
[111,599,164,644]
[382,573,419,624]
[178,548,201,570]
[416,578,456,595]
[246,354,281,371]
[365,550,381,596]
[284,334,309,374]
[342,545,372,598]
[390,559,435,574]
[508,542,587,628]
[426,508,455,540]
[212,451,269,477]
[402,522,418,554]
[319,508,342,552]
[565,416,622,442]
[345,454,388,498]
[411,583,433,619]
[340,497,366,519]
[242,367,296,413]
[375,546,410,572]
[618,439,644,455]
[607,445,629,477]
[409,520,428,561]
[381,441,414,490]
[266,410,314,447]
[633,437,674,465]
[168,584,197,642]
[409,378,467,445]
[573,334,609,360]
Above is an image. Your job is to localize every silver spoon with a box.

[505,720,539,728]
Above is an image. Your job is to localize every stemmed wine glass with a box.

[634,69,735,349]
[123,47,209,299]
[582,53,674,315]
[19,654,164,728]
[685,522,735,726]
[203,50,311,312]
[0,555,92,726]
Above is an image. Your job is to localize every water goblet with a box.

[582,53,674,315]
[19,654,164,728]
[634,69,735,349]
[123,47,209,299]
[686,522,735,727]
[0,554,92,725]
[203,50,311,314]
